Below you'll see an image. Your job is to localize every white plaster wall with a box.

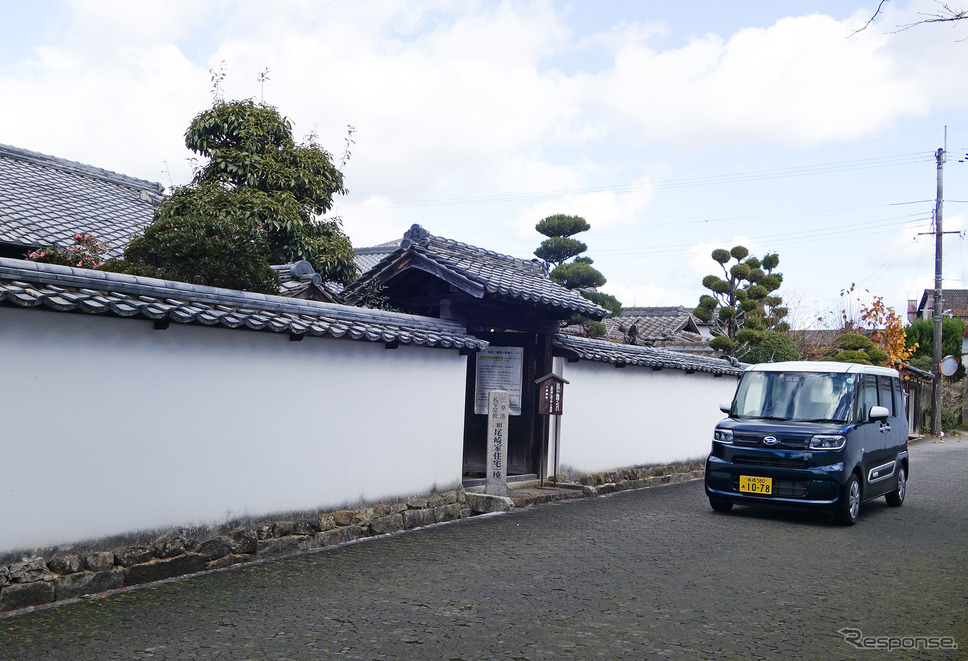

[0,307,467,553]
[557,361,740,476]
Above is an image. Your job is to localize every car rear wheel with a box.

[836,474,861,526]
[885,466,906,507]
[709,497,733,513]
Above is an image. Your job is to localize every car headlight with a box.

[809,434,845,450]
[713,428,734,444]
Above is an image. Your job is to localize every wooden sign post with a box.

[535,374,568,485]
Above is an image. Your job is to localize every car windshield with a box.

[732,371,854,422]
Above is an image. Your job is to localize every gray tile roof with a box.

[344,225,609,319]
[354,239,402,274]
[0,257,487,351]
[0,143,164,257]
[554,333,745,376]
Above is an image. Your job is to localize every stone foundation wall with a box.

[0,489,468,613]
[1,462,705,615]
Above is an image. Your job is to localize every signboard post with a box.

[535,374,568,485]
[485,390,510,496]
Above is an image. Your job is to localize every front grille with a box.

[733,433,808,449]
[733,455,809,469]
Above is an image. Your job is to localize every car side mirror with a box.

[869,405,890,421]
[720,400,733,414]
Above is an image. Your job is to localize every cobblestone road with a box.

[2,439,966,660]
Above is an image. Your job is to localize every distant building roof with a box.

[0,143,164,258]
[0,257,486,352]
[915,289,968,319]
[553,333,744,376]
[343,224,609,320]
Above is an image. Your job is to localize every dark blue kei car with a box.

[704,361,908,526]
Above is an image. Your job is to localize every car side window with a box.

[877,376,895,417]
[854,375,878,423]
[892,377,904,418]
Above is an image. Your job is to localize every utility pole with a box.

[932,146,944,436]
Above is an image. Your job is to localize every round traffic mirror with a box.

[940,355,960,377]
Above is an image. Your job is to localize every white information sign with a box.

[475,346,523,416]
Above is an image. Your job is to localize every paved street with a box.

[2,439,966,660]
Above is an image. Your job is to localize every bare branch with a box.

[851,0,891,36]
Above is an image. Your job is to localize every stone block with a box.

[153,535,189,558]
[272,520,295,538]
[434,504,460,523]
[228,530,258,555]
[55,570,123,600]
[403,508,436,529]
[123,553,207,586]
[372,504,391,517]
[597,483,618,495]
[257,524,272,540]
[116,546,154,568]
[84,552,116,572]
[1,580,56,612]
[0,565,8,587]
[318,514,336,531]
[332,510,355,527]
[256,536,313,558]
[293,519,317,536]
[369,514,404,535]
[465,492,514,514]
[8,558,51,583]
[351,508,376,526]
[406,496,429,510]
[197,536,232,562]
[314,526,364,548]
[48,552,82,575]
[444,491,459,505]
[389,502,408,515]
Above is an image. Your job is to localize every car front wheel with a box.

[837,474,861,526]
[885,466,906,507]
[709,497,733,513]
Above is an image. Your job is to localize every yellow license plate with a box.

[739,475,772,494]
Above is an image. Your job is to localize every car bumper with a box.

[704,453,845,506]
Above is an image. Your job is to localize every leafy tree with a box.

[738,330,801,364]
[825,285,915,367]
[824,333,889,365]
[906,318,965,379]
[534,214,621,337]
[118,99,355,293]
[693,246,787,355]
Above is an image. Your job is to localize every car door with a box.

[851,374,884,497]
[866,375,900,497]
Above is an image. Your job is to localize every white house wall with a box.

[558,361,739,476]
[0,307,467,553]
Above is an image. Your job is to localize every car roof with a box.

[744,361,899,377]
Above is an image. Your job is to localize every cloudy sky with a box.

[4,0,968,327]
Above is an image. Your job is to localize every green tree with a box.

[906,318,966,379]
[693,246,787,355]
[118,99,356,292]
[534,214,621,337]
[824,333,888,365]
[738,330,801,364]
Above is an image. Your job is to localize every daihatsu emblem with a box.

[763,436,780,446]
